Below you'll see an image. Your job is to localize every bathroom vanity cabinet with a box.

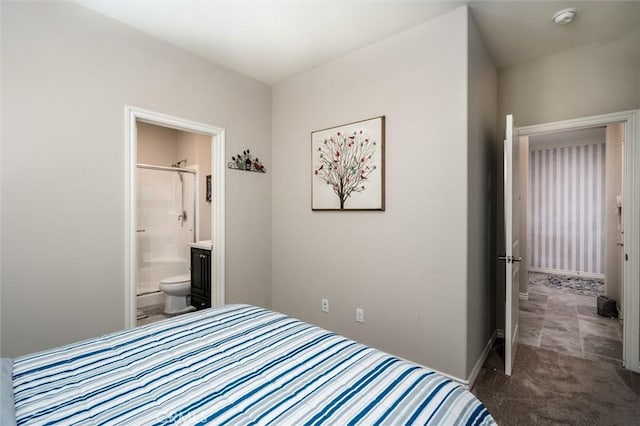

[190,247,211,310]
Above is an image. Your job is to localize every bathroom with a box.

[136,121,212,325]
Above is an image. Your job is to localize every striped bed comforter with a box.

[12,305,494,425]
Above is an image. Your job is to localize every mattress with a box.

[11,305,494,425]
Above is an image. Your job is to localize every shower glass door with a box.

[136,167,195,295]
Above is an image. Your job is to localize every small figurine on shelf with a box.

[228,149,267,173]
[232,154,244,170]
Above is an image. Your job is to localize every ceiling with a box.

[77,1,639,85]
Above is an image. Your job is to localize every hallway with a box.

[473,275,635,424]
[519,272,622,363]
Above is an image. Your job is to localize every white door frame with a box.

[519,109,640,373]
[124,106,226,328]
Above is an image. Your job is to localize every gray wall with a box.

[498,31,640,131]
[495,30,640,330]
[466,13,497,377]
[0,0,3,358]
[272,7,482,381]
[605,124,624,305]
[1,2,272,357]
[519,137,529,295]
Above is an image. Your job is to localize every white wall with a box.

[495,30,640,329]
[1,2,272,357]
[466,12,497,377]
[272,7,486,381]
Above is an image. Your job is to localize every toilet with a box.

[159,274,196,315]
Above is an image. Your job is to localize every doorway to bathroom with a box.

[135,126,203,323]
[125,107,226,329]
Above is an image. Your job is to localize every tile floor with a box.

[136,303,171,327]
[519,272,623,364]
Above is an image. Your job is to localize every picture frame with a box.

[206,175,212,203]
[311,116,385,211]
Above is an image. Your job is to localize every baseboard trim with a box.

[529,267,604,280]
[465,330,497,390]
[396,331,497,390]
[395,356,468,388]
[617,304,623,321]
[519,292,529,301]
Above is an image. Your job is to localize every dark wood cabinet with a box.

[190,247,211,310]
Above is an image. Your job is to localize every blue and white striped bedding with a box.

[11,305,494,425]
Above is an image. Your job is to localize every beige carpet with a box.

[472,343,640,425]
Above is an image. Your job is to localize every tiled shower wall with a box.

[528,143,606,276]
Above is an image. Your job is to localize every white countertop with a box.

[189,240,212,250]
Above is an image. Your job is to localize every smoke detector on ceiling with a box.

[552,8,577,25]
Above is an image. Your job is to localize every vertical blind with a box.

[528,143,606,275]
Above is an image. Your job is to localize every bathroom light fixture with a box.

[552,8,577,25]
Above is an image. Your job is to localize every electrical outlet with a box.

[356,308,364,323]
[321,299,329,313]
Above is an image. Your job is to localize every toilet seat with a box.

[160,274,190,285]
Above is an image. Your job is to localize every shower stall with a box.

[136,164,196,300]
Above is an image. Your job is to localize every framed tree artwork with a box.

[312,116,385,211]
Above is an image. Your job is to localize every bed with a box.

[3,305,494,425]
